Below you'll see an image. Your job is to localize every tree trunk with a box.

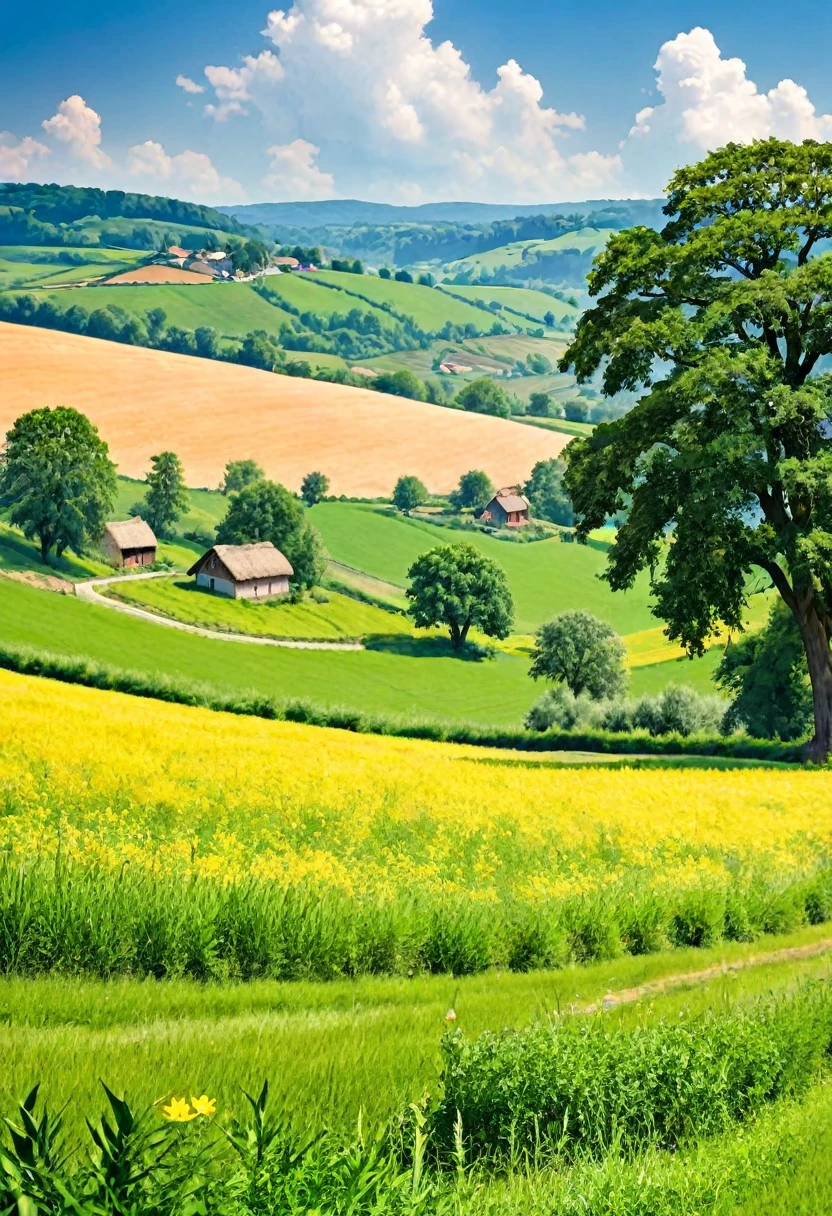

[459,619,471,648]
[794,600,832,763]
[38,533,51,564]
[449,621,462,648]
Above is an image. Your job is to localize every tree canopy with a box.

[449,469,494,512]
[455,378,512,419]
[559,138,832,759]
[529,611,627,699]
[222,459,264,496]
[300,471,330,507]
[216,479,325,589]
[143,451,188,537]
[393,475,428,513]
[524,458,573,526]
[0,406,116,562]
[406,542,514,648]
[716,601,813,740]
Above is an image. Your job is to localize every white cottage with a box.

[187,542,294,600]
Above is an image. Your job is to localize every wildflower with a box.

[445,1008,457,1023]
[163,1097,197,1122]
[190,1094,217,1117]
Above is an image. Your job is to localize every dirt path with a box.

[578,936,832,1015]
[76,573,364,651]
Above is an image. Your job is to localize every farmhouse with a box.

[481,489,530,528]
[188,541,294,600]
[101,518,157,567]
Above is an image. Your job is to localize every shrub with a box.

[430,982,832,1162]
[526,685,728,738]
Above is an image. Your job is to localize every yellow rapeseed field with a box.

[0,668,829,907]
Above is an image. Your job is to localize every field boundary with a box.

[76,573,364,651]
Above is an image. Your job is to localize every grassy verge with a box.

[103,576,413,641]
[0,636,802,760]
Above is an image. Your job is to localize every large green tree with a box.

[559,138,832,760]
[449,469,494,512]
[0,406,116,562]
[524,458,573,525]
[217,479,325,589]
[406,542,513,648]
[716,601,813,740]
[143,451,189,537]
[455,378,512,419]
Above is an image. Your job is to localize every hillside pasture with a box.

[39,281,298,337]
[438,284,578,324]
[309,503,657,635]
[0,322,567,494]
[311,269,499,331]
[448,228,614,275]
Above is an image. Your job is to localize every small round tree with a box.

[217,479,325,589]
[529,610,627,699]
[449,469,494,512]
[455,377,512,419]
[300,471,330,507]
[143,451,189,536]
[0,406,116,563]
[393,475,428,514]
[406,542,514,649]
[222,459,264,495]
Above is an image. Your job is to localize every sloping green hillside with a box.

[311,270,497,330]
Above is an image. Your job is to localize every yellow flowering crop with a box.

[0,669,829,907]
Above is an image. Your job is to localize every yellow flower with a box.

[163,1097,197,1122]
[190,1094,217,1117]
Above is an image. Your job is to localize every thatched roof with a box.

[105,518,157,550]
[188,541,294,581]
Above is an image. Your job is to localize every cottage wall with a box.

[101,532,156,567]
[196,569,290,600]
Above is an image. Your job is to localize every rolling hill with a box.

[0,322,568,495]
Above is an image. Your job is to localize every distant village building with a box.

[439,362,473,375]
[101,518,158,567]
[188,542,294,600]
[480,489,530,529]
[273,257,300,268]
[167,245,191,259]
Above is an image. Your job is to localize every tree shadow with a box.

[363,634,489,661]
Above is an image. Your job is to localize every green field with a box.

[38,280,298,340]
[309,503,657,635]
[0,245,147,289]
[3,924,828,1138]
[311,269,501,331]
[448,227,614,275]
[106,576,413,641]
[438,284,578,324]
[258,273,399,329]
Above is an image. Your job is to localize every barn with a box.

[481,489,530,528]
[188,541,294,600]
[101,518,158,567]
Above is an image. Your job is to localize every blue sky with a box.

[3,0,832,206]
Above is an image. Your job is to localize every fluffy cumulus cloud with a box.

[175,74,205,95]
[200,0,621,202]
[42,95,110,167]
[127,140,246,203]
[623,27,832,192]
[264,139,334,198]
[0,132,50,181]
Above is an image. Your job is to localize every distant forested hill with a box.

[220,197,665,229]
[0,184,251,248]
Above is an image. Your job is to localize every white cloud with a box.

[0,132,50,181]
[203,51,284,121]
[263,139,335,199]
[127,139,247,203]
[176,74,205,95]
[623,28,832,192]
[42,95,110,167]
[200,0,621,202]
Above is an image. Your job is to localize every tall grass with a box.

[0,860,829,982]
[0,641,803,761]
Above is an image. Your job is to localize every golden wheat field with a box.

[1,668,829,903]
[0,323,568,495]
